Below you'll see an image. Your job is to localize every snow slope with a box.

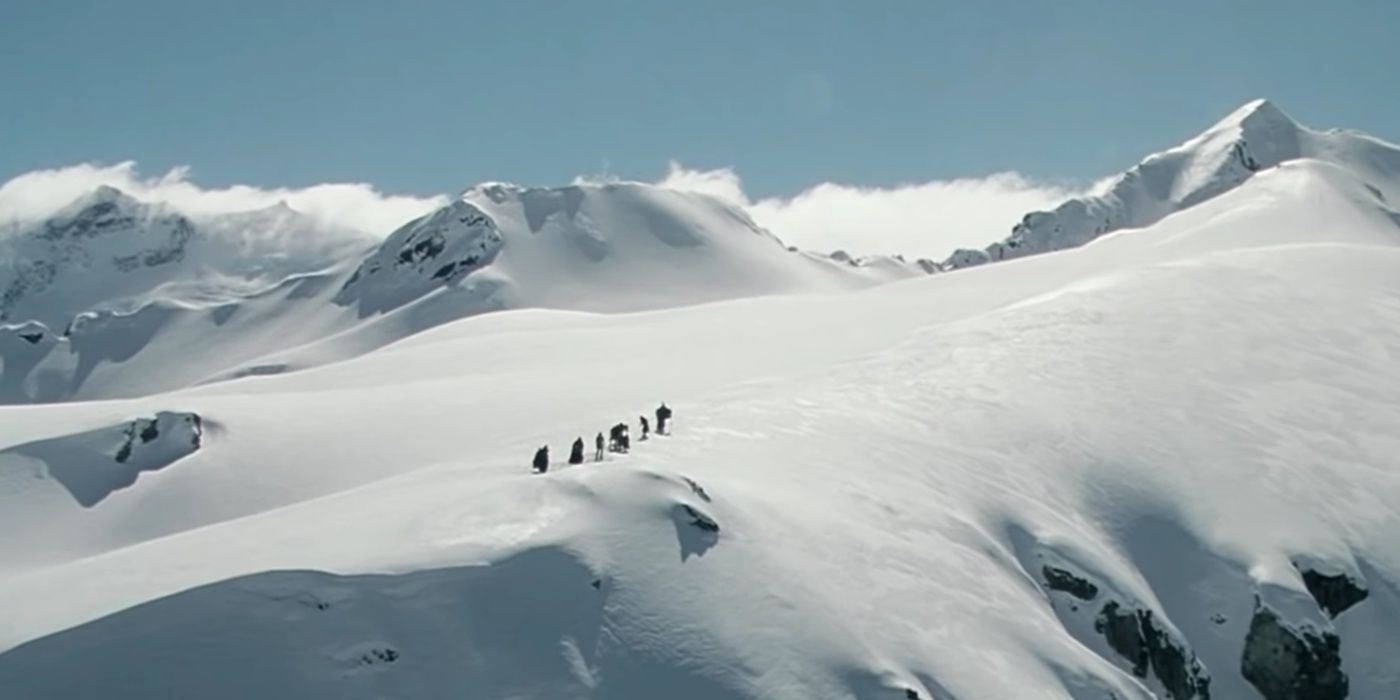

[2,103,1400,699]
[0,182,916,403]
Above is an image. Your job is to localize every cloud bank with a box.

[1,160,1089,261]
[0,162,446,236]
[655,161,1086,260]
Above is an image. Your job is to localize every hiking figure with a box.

[655,403,673,435]
[609,423,630,453]
[639,416,650,441]
[568,437,585,465]
[532,445,549,473]
[594,432,605,461]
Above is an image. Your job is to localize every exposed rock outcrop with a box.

[1241,602,1347,700]
[1042,565,1099,601]
[1296,565,1367,619]
[334,201,503,315]
[1094,601,1211,700]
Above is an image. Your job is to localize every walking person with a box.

[609,423,630,453]
[655,403,673,435]
[639,415,650,441]
[594,432,605,461]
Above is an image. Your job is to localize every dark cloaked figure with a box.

[639,416,650,441]
[594,432,605,461]
[568,437,585,465]
[609,423,630,453]
[532,445,549,473]
[655,403,673,435]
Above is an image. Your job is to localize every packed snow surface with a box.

[1,102,1399,699]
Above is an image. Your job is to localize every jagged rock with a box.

[334,200,504,314]
[114,412,204,464]
[1094,601,1211,700]
[682,504,720,533]
[1042,565,1098,601]
[357,647,399,665]
[943,248,989,269]
[1241,603,1347,700]
[682,476,711,502]
[1296,565,1367,619]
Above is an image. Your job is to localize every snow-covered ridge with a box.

[943,99,1400,269]
[330,179,925,317]
[0,180,924,403]
[0,186,368,328]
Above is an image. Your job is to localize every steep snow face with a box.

[2,148,1400,698]
[0,187,367,328]
[944,99,1400,269]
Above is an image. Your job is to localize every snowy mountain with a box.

[0,185,367,328]
[0,181,918,403]
[942,99,1400,269]
[2,100,1399,700]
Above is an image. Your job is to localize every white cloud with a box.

[0,159,1094,262]
[655,161,1086,260]
[0,162,446,236]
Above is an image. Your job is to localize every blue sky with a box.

[4,0,1398,198]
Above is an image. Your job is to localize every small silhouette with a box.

[532,445,549,473]
[568,437,585,465]
[655,403,673,435]
[639,415,650,441]
[594,432,605,461]
[609,423,630,453]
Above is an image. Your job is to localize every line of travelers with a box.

[532,403,673,473]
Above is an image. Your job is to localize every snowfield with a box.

[1,102,1398,699]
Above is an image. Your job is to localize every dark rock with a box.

[1094,601,1211,699]
[1241,604,1347,700]
[17,331,44,344]
[682,504,719,533]
[139,421,160,443]
[1042,565,1098,601]
[1297,566,1367,619]
[682,476,711,503]
[114,439,134,464]
[359,647,399,665]
[397,233,447,265]
[1097,601,1149,677]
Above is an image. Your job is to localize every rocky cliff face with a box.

[333,200,504,315]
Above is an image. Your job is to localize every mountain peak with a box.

[55,185,142,217]
[1203,98,1299,138]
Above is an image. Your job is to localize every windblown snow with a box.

[1,101,1398,700]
